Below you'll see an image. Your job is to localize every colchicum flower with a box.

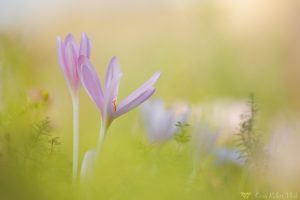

[78,55,160,156]
[140,99,189,143]
[57,33,91,182]
[57,33,91,96]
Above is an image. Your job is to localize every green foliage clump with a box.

[174,121,190,144]
[236,94,266,167]
[0,85,65,200]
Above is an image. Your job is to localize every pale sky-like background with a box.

[0,0,200,27]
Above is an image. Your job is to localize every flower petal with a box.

[64,34,79,62]
[79,32,91,58]
[114,87,156,118]
[78,55,104,114]
[104,57,123,115]
[104,56,122,95]
[57,35,80,93]
[63,34,80,91]
[116,72,160,111]
[141,100,175,143]
[57,37,67,78]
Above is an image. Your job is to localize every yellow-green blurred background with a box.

[1,0,300,199]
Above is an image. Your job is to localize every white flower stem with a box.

[96,119,106,158]
[72,96,80,183]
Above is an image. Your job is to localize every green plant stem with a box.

[72,96,80,183]
[96,119,106,158]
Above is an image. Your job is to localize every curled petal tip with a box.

[150,72,161,83]
[80,32,91,58]
[65,34,73,42]
[111,56,118,61]
[108,56,120,68]
[66,33,74,38]
[115,87,156,118]
[152,72,161,83]
[155,71,161,76]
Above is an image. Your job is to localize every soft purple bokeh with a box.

[192,123,219,159]
[213,148,245,166]
[140,99,190,143]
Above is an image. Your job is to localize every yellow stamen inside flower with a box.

[113,99,117,112]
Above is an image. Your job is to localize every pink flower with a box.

[56,33,91,181]
[79,56,160,129]
[57,33,91,96]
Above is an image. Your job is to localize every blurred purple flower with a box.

[213,148,245,166]
[140,99,189,143]
[57,33,91,96]
[79,55,160,130]
[192,123,219,159]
